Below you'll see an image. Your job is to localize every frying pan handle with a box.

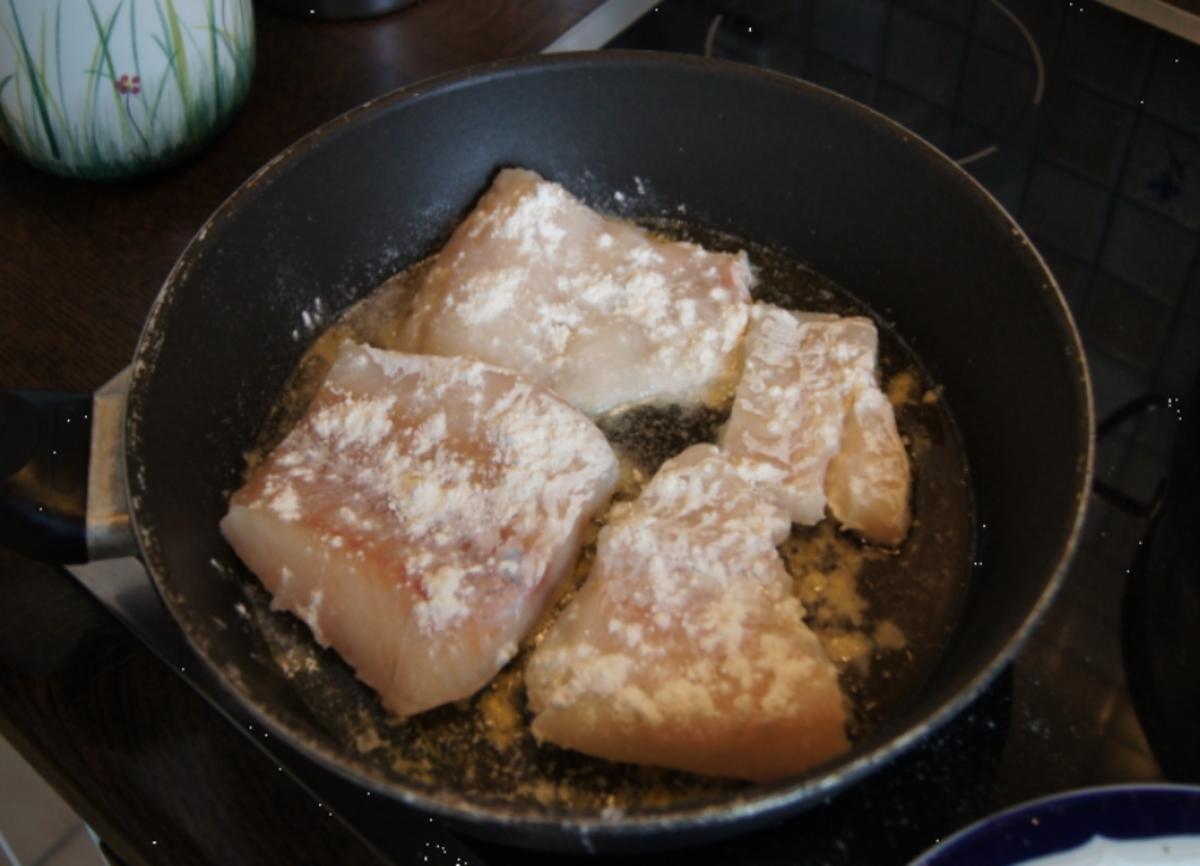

[0,390,90,563]
[0,372,134,563]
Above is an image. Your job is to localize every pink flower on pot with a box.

[115,74,141,95]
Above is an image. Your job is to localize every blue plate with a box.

[911,785,1200,866]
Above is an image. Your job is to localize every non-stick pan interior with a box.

[125,53,1091,847]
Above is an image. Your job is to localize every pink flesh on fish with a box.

[525,444,848,781]
[220,342,618,718]
[401,168,753,416]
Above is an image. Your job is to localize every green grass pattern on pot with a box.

[0,0,254,179]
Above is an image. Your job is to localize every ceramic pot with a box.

[0,0,254,180]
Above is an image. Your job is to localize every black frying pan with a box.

[2,52,1092,852]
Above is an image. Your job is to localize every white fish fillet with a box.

[220,342,618,718]
[400,168,753,415]
[525,444,848,781]
[720,304,911,545]
[826,387,913,547]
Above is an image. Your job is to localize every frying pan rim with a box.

[123,49,1095,841]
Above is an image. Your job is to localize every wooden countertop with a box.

[0,3,598,864]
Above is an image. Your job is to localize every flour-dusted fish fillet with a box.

[220,342,618,718]
[525,444,848,781]
[826,388,912,547]
[400,168,753,415]
[720,304,911,545]
[720,307,875,525]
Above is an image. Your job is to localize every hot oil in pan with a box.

[240,220,974,815]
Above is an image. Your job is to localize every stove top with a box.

[69,2,1199,863]
[608,0,1199,788]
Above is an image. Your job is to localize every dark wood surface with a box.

[0,3,598,865]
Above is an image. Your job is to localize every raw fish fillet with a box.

[400,168,753,415]
[826,388,912,547]
[525,445,848,781]
[720,305,911,545]
[220,342,619,718]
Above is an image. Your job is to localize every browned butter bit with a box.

[887,369,919,407]
[820,630,875,673]
[784,522,882,626]
[873,619,908,651]
[353,709,385,755]
[781,521,910,677]
[480,667,524,752]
